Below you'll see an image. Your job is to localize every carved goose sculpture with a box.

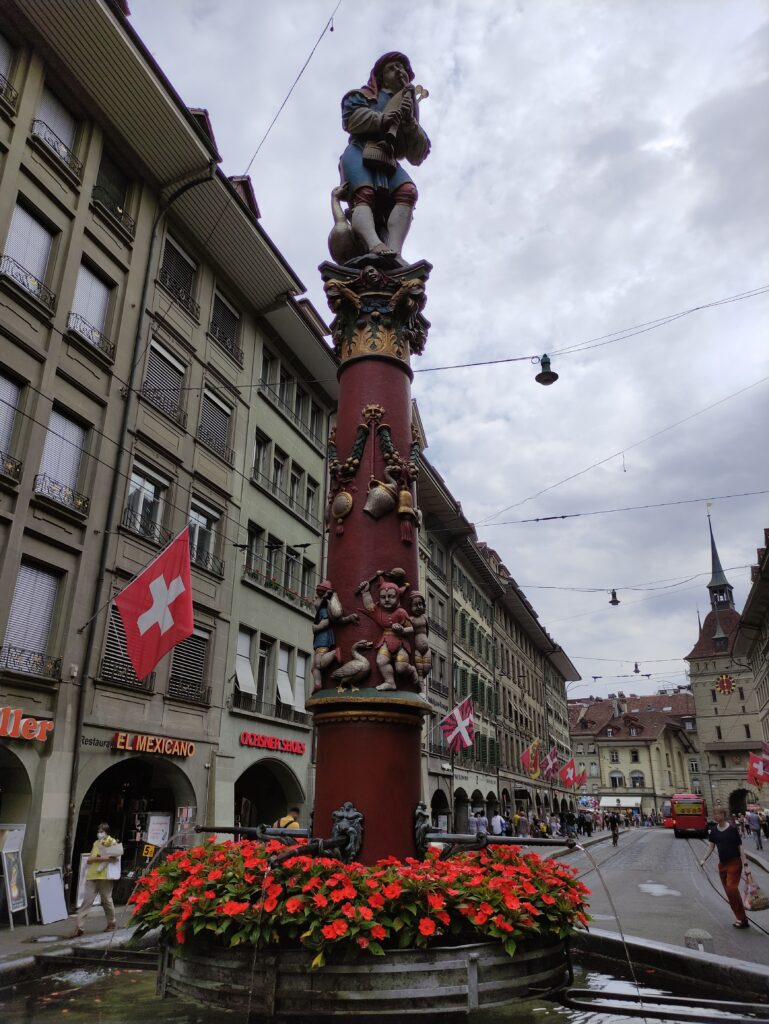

[331,640,374,692]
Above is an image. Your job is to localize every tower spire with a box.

[706,513,734,611]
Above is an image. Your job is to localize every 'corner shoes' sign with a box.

[112,731,196,757]
[0,706,54,742]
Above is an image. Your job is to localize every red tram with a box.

[661,799,673,828]
[668,793,708,837]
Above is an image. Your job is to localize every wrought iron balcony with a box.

[167,675,211,705]
[141,383,187,428]
[0,253,55,311]
[250,468,322,531]
[0,71,18,112]
[30,119,83,178]
[0,449,22,483]
[190,544,225,577]
[0,644,61,679]
[209,321,243,364]
[241,553,316,613]
[427,740,446,756]
[196,424,234,465]
[34,473,90,515]
[99,655,154,693]
[67,311,115,361]
[122,506,173,547]
[158,267,200,320]
[232,687,311,726]
[257,382,325,451]
[91,185,136,237]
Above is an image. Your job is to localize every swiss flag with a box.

[114,528,194,680]
[559,757,577,788]
[575,768,588,788]
[747,752,766,789]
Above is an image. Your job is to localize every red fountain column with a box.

[308,259,432,862]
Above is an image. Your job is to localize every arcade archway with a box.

[235,758,305,829]
[0,746,32,822]
[453,787,469,832]
[430,788,451,830]
[729,787,754,815]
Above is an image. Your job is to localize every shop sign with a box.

[81,735,112,750]
[239,730,306,756]
[0,706,54,742]
[112,731,196,757]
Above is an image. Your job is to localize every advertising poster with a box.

[2,850,27,913]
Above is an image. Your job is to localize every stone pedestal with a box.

[308,257,432,862]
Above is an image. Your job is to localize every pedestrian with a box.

[762,813,769,842]
[609,813,620,847]
[490,810,506,836]
[746,809,763,851]
[273,806,302,830]
[475,810,489,835]
[700,807,750,928]
[518,813,530,838]
[73,822,121,937]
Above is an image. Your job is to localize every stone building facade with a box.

[734,529,769,752]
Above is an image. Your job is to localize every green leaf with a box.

[311,951,326,970]
[368,941,385,956]
[391,917,405,932]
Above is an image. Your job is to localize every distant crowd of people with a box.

[465,807,646,839]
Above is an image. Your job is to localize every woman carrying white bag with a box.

[73,821,123,936]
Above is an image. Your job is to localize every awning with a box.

[599,796,642,809]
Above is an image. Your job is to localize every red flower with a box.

[473,912,489,926]
[367,893,385,909]
[382,882,402,899]
[427,893,445,910]
[204,890,216,899]
[341,903,356,919]
[285,897,303,914]
[218,900,249,916]
[313,893,329,909]
[541,893,556,905]
[207,869,223,881]
[357,905,373,921]
[418,917,437,936]
[370,925,387,940]
[264,897,278,913]
[322,924,337,940]
[357,936,370,948]
[332,919,349,938]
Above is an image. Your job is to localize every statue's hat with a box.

[360,52,415,100]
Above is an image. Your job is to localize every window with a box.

[94,151,133,233]
[684,720,694,731]
[575,744,583,755]
[276,644,295,707]
[260,349,274,386]
[294,652,309,712]
[272,449,286,493]
[629,771,645,789]
[235,629,258,696]
[289,466,302,508]
[309,402,322,441]
[159,237,198,318]
[0,372,20,471]
[589,761,599,777]
[744,724,751,739]
[629,727,638,736]
[716,726,722,740]
[305,477,319,523]
[301,559,316,596]
[689,759,699,773]
[692,778,701,794]
[2,204,55,308]
[606,728,613,737]
[69,263,112,355]
[1,563,59,674]
[720,755,726,768]
[169,628,209,703]
[711,689,717,703]
[294,387,307,426]
[738,687,745,700]
[284,548,300,593]
[33,87,80,176]
[0,32,17,110]
[278,369,293,408]
[101,605,151,688]
[609,771,625,789]
[253,431,269,480]
[36,409,88,512]
[257,636,274,696]
[265,535,282,581]
[209,293,241,360]
[610,749,619,763]
[198,389,232,463]
[189,502,222,573]
[125,464,168,543]
[587,744,596,753]
[143,343,186,425]
[630,749,639,763]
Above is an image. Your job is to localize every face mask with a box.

[97,831,107,839]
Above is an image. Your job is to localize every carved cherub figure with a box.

[312,580,359,692]
[409,591,431,688]
[358,575,418,691]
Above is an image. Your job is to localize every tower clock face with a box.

[716,674,735,695]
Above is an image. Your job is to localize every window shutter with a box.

[102,605,148,684]
[170,629,208,687]
[0,373,19,452]
[145,345,184,406]
[294,652,308,713]
[39,410,85,488]
[276,644,295,706]
[4,564,58,653]
[5,205,52,280]
[210,295,239,348]
[235,629,257,695]
[199,391,231,458]
[161,239,195,297]
[96,153,129,208]
[38,87,76,148]
[72,264,110,332]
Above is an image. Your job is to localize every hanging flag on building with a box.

[747,751,766,789]
[114,527,194,680]
[520,738,541,779]
[541,745,559,781]
[575,768,588,788]
[763,741,769,772]
[439,697,475,753]
[559,757,577,788]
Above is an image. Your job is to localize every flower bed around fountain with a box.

[133,839,589,1018]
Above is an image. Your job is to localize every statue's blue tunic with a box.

[340,89,414,194]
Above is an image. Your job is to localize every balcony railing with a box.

[251,469,321,531]
[99,655,155,693]
[67,311,115,361]
[232,688,311,726]
[241,553,316,613]
[427,740,446,756]
[167,675,211,705]
[30,119,83,178]
[431,617,448,640]
[197,424,234,465]
[429,679,449,698]
[0,72,18,112]
[158,267,200,320]
[0,449,22,483]
[0,253,55,311]
[209,321,243,365]
[91,185,136,237]
[122,506,173,547]
[34,473,90,515]
[141,383,187,428]
[190,544,225,577]
[0,644,61,679]
[258,382,324,451]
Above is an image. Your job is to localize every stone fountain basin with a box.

[158,936,568,1019]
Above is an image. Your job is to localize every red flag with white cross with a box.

[747,752,766,789]
[114,528,194,679]
[559,757,577,788]
[439,697,474,753]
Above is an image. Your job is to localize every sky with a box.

[127,0,769,699]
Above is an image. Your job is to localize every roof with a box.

[734,529,769,658]
[568,699,695,745]
[685,607,741,660]
[708,517,731,589]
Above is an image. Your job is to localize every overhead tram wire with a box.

[477,373,769,526]
[513,562,753,594]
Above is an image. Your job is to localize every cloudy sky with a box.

[128,0,769,698]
